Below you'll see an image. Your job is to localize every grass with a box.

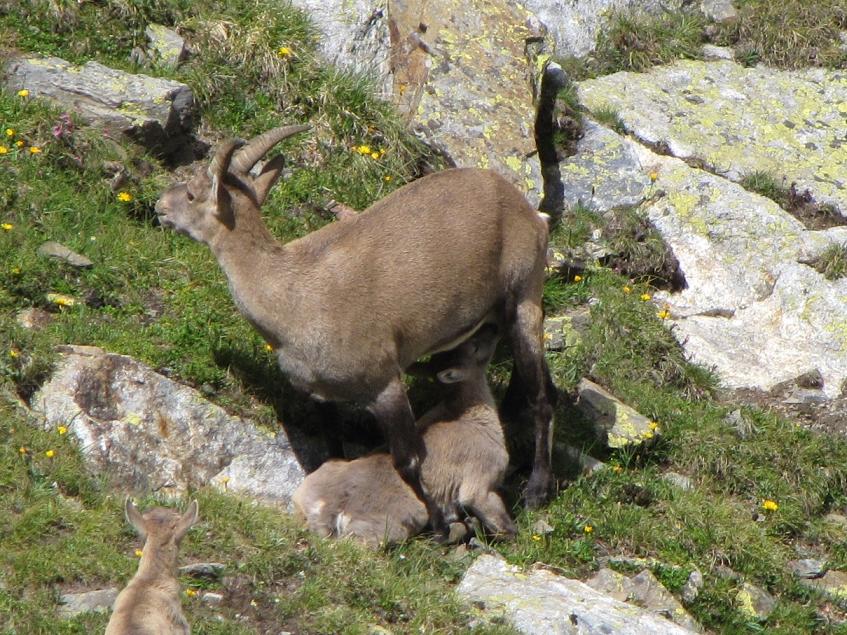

[740,171,845,231]
[2,0,847,633]
[812,244,847,281]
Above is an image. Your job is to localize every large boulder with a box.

[31,346,305,508]
[3,55,195,157]
[457,554,699,634]
[559,116,847,398]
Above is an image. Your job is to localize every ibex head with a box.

[155,125,310,245]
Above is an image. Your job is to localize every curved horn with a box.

[207,139,244,183]
[230,124,311,176]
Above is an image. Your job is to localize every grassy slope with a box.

[2,1,847,633]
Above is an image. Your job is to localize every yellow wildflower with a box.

[573,275,583,282]
[623,285,632,294]
[264,343,274,352]
[648,421,660,431]
[185,588,197,597]
[11,266,20,274]
[640,293,652,301]
[15,140,24,148]
[542,332,552,343]
[356,144,372,155]
[220,476,230,489]
[371,151,381,160]
[9,349,19,358]
[657,309,670,320]
[29,146,41,154]
[1,223,12,231]
[277,46,292,58]
[612,465,623,473]
[583,524,593,534]
[17,89,29,97]
[19,446,27,454]
[135,549,144,557]
[649,170,658,182]
[47,293,76,307]
[58,425,68,435]
[0,146,7,155]
[45,449,55,458]
[762,499,779,512]
[383,175,392,182]
[117,191,133,202]
[5,128,13,137]
[531,534,542,542]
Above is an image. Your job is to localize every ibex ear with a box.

[252,154,286,206]
[125,497,147,538]
[174,499,199,543]
[437,368,469,384]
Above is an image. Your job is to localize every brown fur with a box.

[105,500,199,635]
[155,127,556,526]
[292,327,515,546]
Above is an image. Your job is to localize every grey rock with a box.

[16,307,53,330]
[824,513,847,528]
[800,570,847,606]
[577,378,658,448]
[58,588,119,618]
[700,0,737,23]
[558,113,847,398]
[3,55,194,156]
[179,562,226,580]
[701,44,734,60]
[520,0,685,59]
[37,241,93,268]
[458,554,699,634]
[531,518,555,536]
[578,60,847,215]
[201,591,224,605]
[145,24,189,67]
[32,346,305,507]
[787,559,826,580]
[544,306,591,352]
[724,409,754,440]
[681,570,704,605]
[662,472,693,491]
[588,568,703,632]
[735,582,776,620]
[553,443,606,477]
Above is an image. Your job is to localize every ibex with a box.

[293,325,515,546]
[106,499,199,635]
[156,113,559,531]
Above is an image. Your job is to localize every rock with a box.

[701,44,734,61]
[288,0,390,95]
[558,113,847,398]
[544,306,592,352]
[578,60,847,215]
[145,24,189,67]
[801,570,847,606]
[31,346,306,507]
[3,55,194,157]
[824,513,847,528]
[16,307,53,330]
[662,472,694,491]
[576,378,658,448]
[723,409,754,440]
[520,0,685,59]
[587,568,703,632]
[553,443,606,477]
[179,562,226,580]
[457,554,699,634]
[735,582,776,620]
[58,588,119,618]
[201,591,224,605]
[681,570,704,605]
[390,0,546,206]
[531,518,554,536]
[37,241,93,268]
[788,559,826,580]
[700,0,737,23]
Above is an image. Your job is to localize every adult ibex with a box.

[293,324,516,546]
[156,81,563,530]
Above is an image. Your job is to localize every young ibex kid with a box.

[155,67,567,530]
[292,325,516,546]
[105,499,199,635]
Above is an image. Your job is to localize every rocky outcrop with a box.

[558,112,847,397]
[32,346,305,507]
[3,55,195,157]
[577,378,659,448]
[457,554,700,634]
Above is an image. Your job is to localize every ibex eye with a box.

[186,190,195,202]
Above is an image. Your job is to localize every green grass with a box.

[812,244,847,281]
[2,0,847,633]
[715,0,847,69]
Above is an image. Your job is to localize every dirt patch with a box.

[783,183,845,231]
